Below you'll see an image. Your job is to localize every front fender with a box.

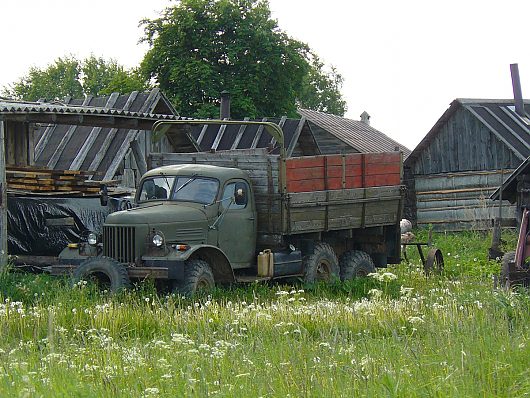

[183,244,235,284]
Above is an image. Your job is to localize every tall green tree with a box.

[3,56,148,102]
[141,0,345,118]
[298,55,347,116]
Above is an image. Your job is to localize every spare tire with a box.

[72,256,131,292]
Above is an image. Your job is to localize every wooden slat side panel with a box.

[286,152,401,193]
[364,152,401,187]
[286,187,402,234]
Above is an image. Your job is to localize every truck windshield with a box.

[138,176,219,205]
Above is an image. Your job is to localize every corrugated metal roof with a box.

[297,108,411,157]
[0,91,178,121]
[406,98,530,166]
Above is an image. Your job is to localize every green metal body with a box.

[102,164,257,275]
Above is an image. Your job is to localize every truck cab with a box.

[107,164,257,269]
[62,163,264,295]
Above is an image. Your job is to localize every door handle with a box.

[248,217,255,220]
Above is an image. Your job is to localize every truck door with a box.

[217,180,256,268]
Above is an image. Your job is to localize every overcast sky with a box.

[1,0,530,150]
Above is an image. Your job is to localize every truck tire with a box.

[72,256,131,292]
[501,251,515,289]
[175,259,215,297]
[339,250,376,281]
[303,243,339,283]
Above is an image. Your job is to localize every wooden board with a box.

[285,152,401,193]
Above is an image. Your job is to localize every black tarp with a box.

[8,195,131,256]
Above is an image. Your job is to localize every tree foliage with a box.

[3,56,148,102]
[141,0,346,118]
[298,55,347,116]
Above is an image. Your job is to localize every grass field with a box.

[0,231,529,397]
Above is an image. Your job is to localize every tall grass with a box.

[0,231,528,397]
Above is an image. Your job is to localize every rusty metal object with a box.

[424,248,444,275]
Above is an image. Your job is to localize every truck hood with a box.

[105,202,209,225]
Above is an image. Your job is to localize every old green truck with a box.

[58,120,404,295]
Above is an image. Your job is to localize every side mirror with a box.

[234,187,246,206]
[100,184,109,207]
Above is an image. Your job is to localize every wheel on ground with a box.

[339,250,376,281]
[174,259,215,297]
[71,256,131,292]
[303,243,339,283]
[424,248,444,275]
[501,251,515,289]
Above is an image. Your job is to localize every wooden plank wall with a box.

[0,120,6,266]
[5,121,33,167]
[306,121,358,155]
[286,152,401,193]
[415,170,516,231]
[412,107,521,175]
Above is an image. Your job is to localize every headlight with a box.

[152,234,164,247]
[87,233,98,246]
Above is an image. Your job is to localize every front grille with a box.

[103,226,136,263]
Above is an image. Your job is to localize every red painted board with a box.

[365,163,401,175]
[286,167,324,181]
[364,152,401,164]
[287,179,325,192]
[286,157,323,169]
[365,174,401,187]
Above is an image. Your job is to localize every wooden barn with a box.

[404,98,530,231]
[32,88,197,186]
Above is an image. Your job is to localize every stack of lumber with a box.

[6,166,108,196]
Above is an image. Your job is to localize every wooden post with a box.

[0,119,7,268]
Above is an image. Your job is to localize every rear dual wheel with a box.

[339,250,376,281]
[303,243,340,283]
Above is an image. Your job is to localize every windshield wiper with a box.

[174,174,197,196]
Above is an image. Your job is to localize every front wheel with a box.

[303,243,339,283]
[174,259,215,297]
[71,256,131,293]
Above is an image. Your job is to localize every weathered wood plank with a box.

[103,90,161,181]
[47,96,93,169]
[70,92,120,170]
[0,120,6,266]
[88,91,139,177]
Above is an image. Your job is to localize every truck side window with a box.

[221,181,248,209]
[139,177,173,201]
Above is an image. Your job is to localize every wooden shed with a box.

[404,98,530,231]
[32,88,196,186]
[0,93,197,262]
